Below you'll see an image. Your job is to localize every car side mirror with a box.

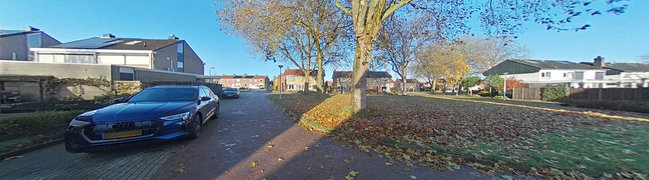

[200,96,211,101]
[113,97,127,103]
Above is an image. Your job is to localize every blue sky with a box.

[1,0,648,80]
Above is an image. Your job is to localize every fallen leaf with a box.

[251,161,258,168]
[410,175,417,179]
[345,170,359,180]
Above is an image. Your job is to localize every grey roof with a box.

[605,63,649,72]
[0,30,31,37]
[52,37,123,49]
[50,37,181,50]
[510,59,602,70]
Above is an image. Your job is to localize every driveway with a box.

[0,92,512,180]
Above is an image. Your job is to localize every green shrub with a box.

[390,87,398,93]
[0,110,83,139]
[477,91,491,97]
[542,87,569,101]
[367,89,377,94]
[493,95,508,99]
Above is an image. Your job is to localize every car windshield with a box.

[224,88,238,91]
[128,88,197,102]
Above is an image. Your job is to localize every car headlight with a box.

[69,110,96,127]
[69,119,91,127]
[79,110,97,117]
[160,112,191,121]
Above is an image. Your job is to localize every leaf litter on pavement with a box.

[268,94,649,179]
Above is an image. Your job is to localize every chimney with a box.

[102,33,115,38]
[168,34,179,40]
[594,56,604,67]
[23,26,40,32]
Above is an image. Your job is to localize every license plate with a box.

[103,130,142,139]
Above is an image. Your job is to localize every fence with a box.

[512,87,649,102]
[512,88,542,101]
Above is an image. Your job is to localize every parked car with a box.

[222,88,240,99]
[65,85,219,153]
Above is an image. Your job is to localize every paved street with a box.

[0,92,511,180]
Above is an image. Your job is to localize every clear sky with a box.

[1,0,648,80]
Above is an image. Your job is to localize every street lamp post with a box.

[278,65,284,100]
[503,73,509,101]
[210,67,215,76]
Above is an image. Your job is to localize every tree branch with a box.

[381,0,412,21]
[335,0,351,16]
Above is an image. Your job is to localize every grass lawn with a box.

[268,93,649,178]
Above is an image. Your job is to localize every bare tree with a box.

[217,0,349,93]
[334,0,412,111]
[456,35,530,74]
[375,15,436,95]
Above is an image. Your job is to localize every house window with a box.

[64,54,95,64]
[595,72,604,80]
[237,79,240,82]
[541,72,551,79]
[574,72,584,80]
[288,85,295,90]
[287,76,295,81]
[119,67,135,81]
[177,43,184,72]
[27,33,42,47]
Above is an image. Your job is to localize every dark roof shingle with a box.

[50,37,181,50]
[511,59,602,70]
[605,63,649,72]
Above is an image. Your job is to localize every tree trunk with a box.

[315,43,324,93]
[431,79,437,92]
[351,37,372,111]
[304,69,311,93]
[400,68,407,96]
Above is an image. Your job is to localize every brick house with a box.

[217,74,269,89]
[332,71,392,93]
[395,79,420,92]
[275,69,320,91]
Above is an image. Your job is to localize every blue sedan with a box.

[65,85,219,153]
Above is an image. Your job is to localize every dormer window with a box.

[541,72,551,79]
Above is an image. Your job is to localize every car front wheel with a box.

[187,114,201,139]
